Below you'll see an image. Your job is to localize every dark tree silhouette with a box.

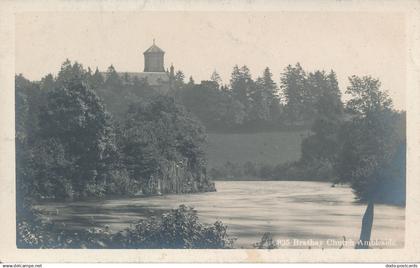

[336,76,405,248]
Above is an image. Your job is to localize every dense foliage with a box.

[91,65,158,119]
[16,60,212,202]
[336,76,405,205]
[118,96,213,194]
[16,73,130,201]
[268,69,345,182]
[173,63,345,132]
[17,205,234,249]
[175,66,283,131]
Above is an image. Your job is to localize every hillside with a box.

[205,130,309,169]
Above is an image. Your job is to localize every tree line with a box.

[16,59,406,206]
[52,61,342,133]
[173,63,343,132]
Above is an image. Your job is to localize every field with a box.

[204,130,310,169]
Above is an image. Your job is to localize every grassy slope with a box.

[205,130,309,169]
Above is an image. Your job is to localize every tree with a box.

[40,73,55,92]
[225,98,246,127]
[104,65,122,88]
[250,67,278,123]
[55,59,88,87]
[89,67,104,89]
[89,64,158,120]
[280,63,307,124]
[304,71,326,119]
[260,67,278,98]
[319,71,343,117]
[188,76,195,85]
[300,70,344,164]
[178,81,229,130]
[174,70,186,89]
[336,76,405,248]
[38,79,123,199]
[15,75,40,207]
[210,70,222,87]
[119,96,208,194]
[230,65,255,114]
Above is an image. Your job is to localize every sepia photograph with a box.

[1,0,420,264]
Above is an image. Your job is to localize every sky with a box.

[15,11,406,109]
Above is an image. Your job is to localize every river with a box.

[35,181,405,248]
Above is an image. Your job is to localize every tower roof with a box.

[143,39,164,54]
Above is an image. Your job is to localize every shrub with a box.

[17,205,235,249]
[113,205,235,248]
[253,232,280,249]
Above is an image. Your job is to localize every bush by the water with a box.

[113,205,235,248]
[253,232,280,249]
[17,205,235,249]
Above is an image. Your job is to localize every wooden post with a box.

[355,200,374,249]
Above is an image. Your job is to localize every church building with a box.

[105,40,174,94]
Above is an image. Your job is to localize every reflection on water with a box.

[35,181,405,248]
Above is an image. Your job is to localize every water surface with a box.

[36,181,405,248]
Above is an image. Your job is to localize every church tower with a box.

[143,39,165,72]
